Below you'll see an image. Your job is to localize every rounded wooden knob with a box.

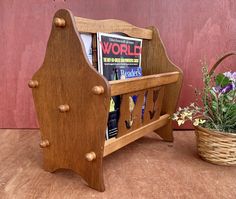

[92,86,104,95]
[85,152,96,161]
[54,17,66,27]
[58,104,70,112]
[39,140,50,148]
[28,80,39,88]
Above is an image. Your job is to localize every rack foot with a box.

[43,160,105,192]
[154,122,174,142]
[42,160,59,173]
[83,170,105,192]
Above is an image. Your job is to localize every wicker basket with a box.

[195,126,236,166]
[194,52,236,166]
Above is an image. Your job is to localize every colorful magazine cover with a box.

[97,33,143,139]
[97,33,142,80]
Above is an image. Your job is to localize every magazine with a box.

[97,33,143,139]
[80,33,93,64]
[97,33,142,80]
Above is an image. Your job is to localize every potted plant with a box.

[172,52,236,166]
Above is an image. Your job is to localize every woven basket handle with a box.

[209,51,236,76]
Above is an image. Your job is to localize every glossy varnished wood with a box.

[116,87,165,138]
[30,9,110,191]
[29,9,183,192]
[75,17,153,39]
[142,27,183,141]
[104,114,170,156]
[109,72,179,96]
[143,87,165,125]
[54,17,66,27]
[117,90,145,137]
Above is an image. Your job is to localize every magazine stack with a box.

[97,33,143,139]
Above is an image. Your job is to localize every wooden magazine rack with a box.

[29,9,183,191]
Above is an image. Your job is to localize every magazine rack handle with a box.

[209,51,236,76]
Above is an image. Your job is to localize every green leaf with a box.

[215,73,230,87]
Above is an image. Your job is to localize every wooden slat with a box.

[143,88,154,124]
[110,72,180,96]
[103,114,170,156]
[143,87,165,123]
[117,90,145,138]
[131,91,145,129]
[154,87,165,119]
[75,17,152,40]
[117,93,131,137]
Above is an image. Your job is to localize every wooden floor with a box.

[0,129,236,199]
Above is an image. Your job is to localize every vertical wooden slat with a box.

[117,94,130,137]
[143,88,154,125]
[154,86,165,119]
[132,91,145,129]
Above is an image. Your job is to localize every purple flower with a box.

[220,82,235,94]
[223,71,236,83]
[212,71,236,94]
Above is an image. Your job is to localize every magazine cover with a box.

[97,33,143,139]
[97,33,142,80]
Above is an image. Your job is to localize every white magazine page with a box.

[97,33,103,74]
[80,33,92,64]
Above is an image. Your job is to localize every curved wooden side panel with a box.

[30,9,110,191]
[75,17,153,40]
[142,27,183,141]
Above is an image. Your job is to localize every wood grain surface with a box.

[30,9,110,191]
[104,114,169,156]
[75,17,152,39]
[141,26,183,141]
[116,87,165,138]
[110,72,179,96]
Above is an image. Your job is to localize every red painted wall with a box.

[1,0,236,128]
